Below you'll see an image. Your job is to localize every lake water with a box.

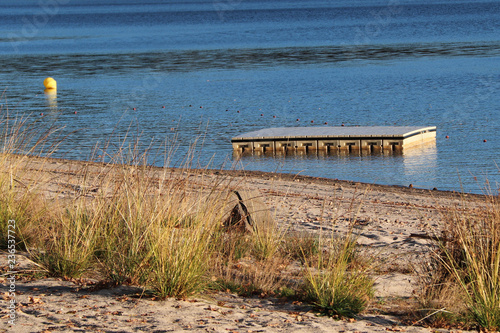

[1,0,499,193]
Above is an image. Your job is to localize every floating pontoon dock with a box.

[232,126,436,154]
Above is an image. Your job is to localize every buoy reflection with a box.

[44,88,57,110]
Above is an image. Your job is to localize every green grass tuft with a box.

[420,194,500,331]
[303,232,374,318]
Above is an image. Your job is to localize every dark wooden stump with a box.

[223,189,275,233]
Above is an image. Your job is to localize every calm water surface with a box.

[0,0,499,193]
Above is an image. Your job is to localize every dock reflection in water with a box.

[233,140,438,189]
[401,141,438,185]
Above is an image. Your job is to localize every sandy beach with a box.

[1,156,489,332]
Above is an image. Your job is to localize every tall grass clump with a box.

[78,139,230,294]
[147,204,222,297]
[28,149,229,288]
[302,225,374,318]
[0,158,44,249]
[94,164,162,285]
[420,194,500,331]
[0,100,63,249]
[141,164,229,297]
[32,205,101,278]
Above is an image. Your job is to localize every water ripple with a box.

[2,41,499,75]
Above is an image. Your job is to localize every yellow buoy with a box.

[43,77,57,90]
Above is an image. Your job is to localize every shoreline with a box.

[17,153,493,200]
